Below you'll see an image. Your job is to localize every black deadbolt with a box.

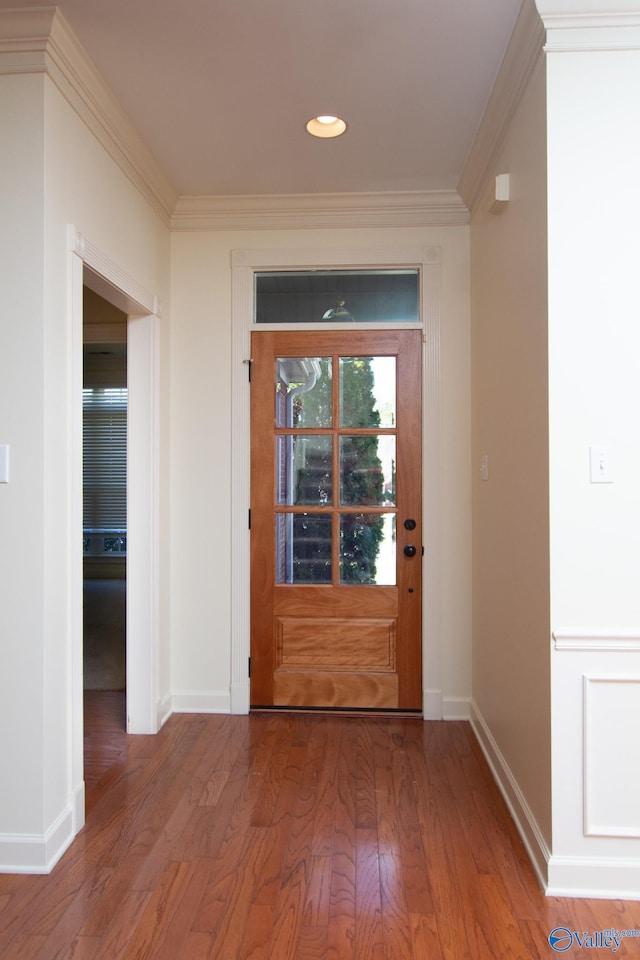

[404,518,416,531]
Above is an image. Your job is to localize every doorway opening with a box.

[230,245,442,717]
[82,287,127,747]
[69,235,161,841]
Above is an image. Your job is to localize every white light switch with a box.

[0,445,8,483]
[590,445,613,483]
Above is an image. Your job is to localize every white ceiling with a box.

[3,0,525,197]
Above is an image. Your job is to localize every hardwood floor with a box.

[0,695,637,959]
[83,580,126,692]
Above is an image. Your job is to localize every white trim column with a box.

[69,247,85,835]
[230,251,253,714]
[535,1,640,898]
[127,313,162,733]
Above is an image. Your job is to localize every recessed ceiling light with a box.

[306,115,347,138]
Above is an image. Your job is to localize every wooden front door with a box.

[250,330,422,711]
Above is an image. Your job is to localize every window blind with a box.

[83,387,127,530]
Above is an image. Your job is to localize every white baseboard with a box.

[470,700,550,892]
[156,693,172,729]
[423,690,471,720]
[423,688,442,719]
[0,804,75,875]
[230,681,250,715]
[171,691,231,714]
[442,696,471,720]
[547,856,640,901]
[72,782,85,834]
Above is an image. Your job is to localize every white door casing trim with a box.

[230,246,442,716]
[69,227,162,834]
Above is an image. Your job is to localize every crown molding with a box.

[0,7,177,226]
[171,190,469,232]
[535,0,640,17]
[539,13,640,51]
[457,0,546,217]
[535,2,640,50]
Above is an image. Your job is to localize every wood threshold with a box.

[251,705,423,719]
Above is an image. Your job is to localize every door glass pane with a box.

[339,356,396,427]
[276,357,332,427]
[276,513,332,584]
[277,436,332,506]
[340,436,396,506]
[340,514,396,585]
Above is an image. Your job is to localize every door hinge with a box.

[244,358,253,382]
[248,656,251,678]
[248,508,251,530]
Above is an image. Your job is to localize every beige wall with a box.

[470,58,552,845]
[169,226,472,711]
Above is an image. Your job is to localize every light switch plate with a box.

[0,445,8,483]
[589,445,613,483]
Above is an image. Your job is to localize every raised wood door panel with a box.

[250,329,422,711]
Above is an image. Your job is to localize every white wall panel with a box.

[584,676,640,838]
[550,643,640,897]
[542,2,640,897]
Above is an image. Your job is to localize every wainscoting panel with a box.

[584,675,640,838]
[550,631,640,897]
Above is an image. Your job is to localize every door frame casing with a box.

[69,227,162,834]
[230,246,443,717]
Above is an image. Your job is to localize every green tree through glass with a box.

[339,359,384,582]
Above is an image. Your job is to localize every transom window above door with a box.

[254,269,419,325]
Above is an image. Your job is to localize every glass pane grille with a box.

[340,436,395,507]
[277,435,332,506]
[273,353,398,587]
[340,514,396,585]
[339,356,395,427]
[276,513,332,584]
[276,357,332,427]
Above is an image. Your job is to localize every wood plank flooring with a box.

[0,693,637,959]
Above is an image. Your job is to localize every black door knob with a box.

[404,544,417,557]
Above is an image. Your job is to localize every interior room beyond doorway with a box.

[83,287,127,697]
